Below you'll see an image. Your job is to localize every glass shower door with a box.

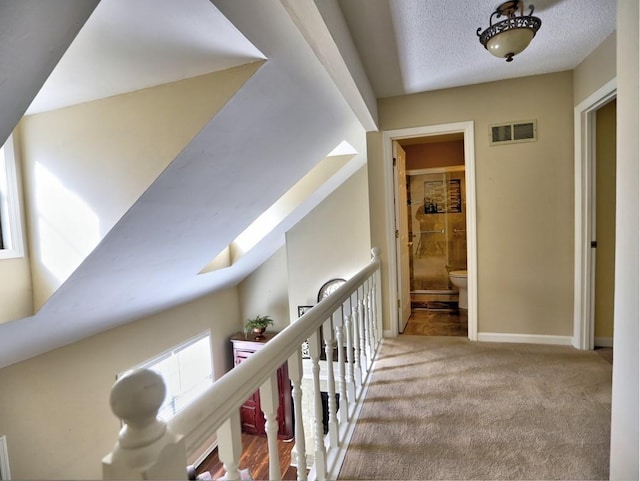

[408,169,466,294]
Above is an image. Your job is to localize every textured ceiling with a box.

[338,0,617,98]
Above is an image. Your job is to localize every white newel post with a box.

[102,369,187,480]
[260,374,282,481]
[288,351,308,481]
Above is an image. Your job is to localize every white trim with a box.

[382,121,477,341]
[573,78,617,350]
[477,333,573,346]
[383,329,393,338]
[0,134,25,260]
[594,337,614,348]
[0,435,11,480]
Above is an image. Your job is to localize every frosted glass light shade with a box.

[486,28,534,59]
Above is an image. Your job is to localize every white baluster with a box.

[358,286,369,376]
[308,330,327,481]
[102,369,187,480]
[216,411,243,481]
[260,374,282,481]
[372,247,383,345]
[287,352,308,481]
[351,292,363,387]
[334,310,348,425]
[367,277,377,351]
[343,301,356,407]
[323,318,339,448]
[360,295,370,372]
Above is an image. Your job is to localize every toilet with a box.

[449,270,468,309]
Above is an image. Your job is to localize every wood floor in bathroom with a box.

[402,309,467,336]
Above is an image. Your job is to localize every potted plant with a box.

[245,315,274,340]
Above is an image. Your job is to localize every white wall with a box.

[609,1,639,478]
[0,288,241,480]
[286,166,371,322]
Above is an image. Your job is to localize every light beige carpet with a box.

[339,336,612,480]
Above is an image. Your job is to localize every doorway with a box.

[593,98,616,355]
[383,122,477,340]
[573,79,617,350]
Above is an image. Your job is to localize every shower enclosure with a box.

[407,166,467,307]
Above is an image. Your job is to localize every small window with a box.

[122,332,214,421]
[0,134,24,259]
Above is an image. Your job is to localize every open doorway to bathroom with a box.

[396,133,468,337]
[385,121,477,339]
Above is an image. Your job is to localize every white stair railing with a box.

[103,248,383,481]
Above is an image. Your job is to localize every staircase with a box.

[103,249,382,481]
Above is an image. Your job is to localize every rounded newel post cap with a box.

[110,369,166,428]
[371,247,381,260]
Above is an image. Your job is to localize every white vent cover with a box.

[490,120,537,145]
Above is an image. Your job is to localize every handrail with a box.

[103,248,383,480]
[171,250,380,446]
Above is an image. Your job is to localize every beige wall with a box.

[370,71,575,336]
[573,32,616,106]
[0,288,241,480]
[0,129,33,323]
[594,100,616,340]
[239,246,291,331]
[286,166,371,322]
[16,62,261,313]
[0,257,32,323]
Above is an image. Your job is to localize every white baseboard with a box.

[477,332,573,346]
[594,337,613,347]
[383,329,394,337]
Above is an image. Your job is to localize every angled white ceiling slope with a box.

[26,0,266,114]
[338,0,617,98]
[0,0,366,368]
[0,0,99,145]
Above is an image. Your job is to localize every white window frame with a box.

[0,134,25,259]
[121,331,214,422]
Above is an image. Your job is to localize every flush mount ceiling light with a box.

[477,1,542,62]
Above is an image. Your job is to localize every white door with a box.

[393,141,411,332]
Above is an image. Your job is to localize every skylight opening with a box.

[199,140,358,274]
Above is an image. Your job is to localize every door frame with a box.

[383,121,477,340]
[573,78,617,350]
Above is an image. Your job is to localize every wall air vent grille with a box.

[490,120,537,145]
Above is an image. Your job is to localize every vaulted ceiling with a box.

[0,0,617,368]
